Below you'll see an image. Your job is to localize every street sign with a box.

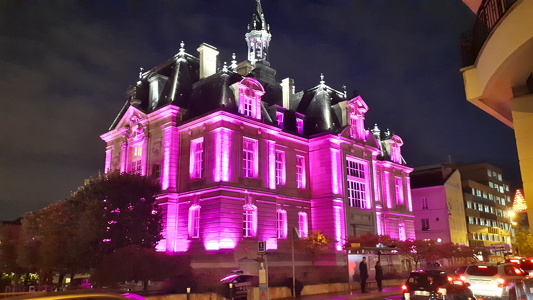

[258,241,266,253]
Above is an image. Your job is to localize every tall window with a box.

[242,96,253,117]
[395,177,404,205]
[243,204,257,237]
[399,223,406,241]
[298,212,308,238]
[188,205,201,238]
[190,138,204,179]
[421,218,430,231]
[243,138,257,178]
[151,163,161,180]
[275,150,286,185]
[276,112,284,128]
[296,155,305,189]
[277,209,287,238]
[421,197,428,210]
[346,157,367,208]
[132,145,142,174]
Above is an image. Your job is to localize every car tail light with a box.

[438,288,447,295]
[510,259,520,264]
[497,278,506,288]
[460,275,466,281]
[448,276,453,282]
[402,284,408,291]
[478,265,488,269]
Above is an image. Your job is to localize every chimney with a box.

[197,43,219,79]
[281,77,295,109]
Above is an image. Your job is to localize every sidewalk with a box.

[280,286,402,300]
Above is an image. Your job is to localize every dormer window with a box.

[347,96,368,140]
[276,111,284,128]
[390,135,404,164]
[296,118,304,134]
[237,78,265,120]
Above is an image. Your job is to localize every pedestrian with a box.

[375,260,383,292]
[359,256,369,293]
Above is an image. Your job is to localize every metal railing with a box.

[461,0,518,66]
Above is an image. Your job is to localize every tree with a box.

[345,233,397,248]
[514,228,533,257]
[295,231,332,265]
[396,239,440,269]
[67,171,163,257]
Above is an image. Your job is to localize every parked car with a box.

[219,271,258,300]
[462,262,528,300]
[402,269,475,300]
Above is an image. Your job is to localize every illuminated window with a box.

[243,138,257,178]
[296,155,305,189]
[276,112,284,128]
[132,145,143,174]
[277,209,287,239]
[466,201,472,209]
[298,212,308,238]
[188,205,201,238]
[242,96,253,117]
[421,197,428,210]
[243,204,257,237]
[346,157,367,208]
[421,218,430,231]
[190,138,204,179]
[275,150,285,185]
[296,118,304,134]
[395,177,404,205]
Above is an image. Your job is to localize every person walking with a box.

[359,256,369,293]
[375,260,384,292]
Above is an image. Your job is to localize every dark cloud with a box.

[0,1,520,220]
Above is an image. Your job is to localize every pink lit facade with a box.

[100,1,414,268]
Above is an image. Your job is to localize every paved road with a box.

[281,286,402,300]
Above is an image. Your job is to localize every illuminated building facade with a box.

[460,0,533,232]
[410,165,469,245]
[100,1,414,269]
[413,163,513,258]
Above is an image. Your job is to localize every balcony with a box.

[461,0,518,67]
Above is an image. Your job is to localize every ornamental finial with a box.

[179,41,185,55]
[320,73,325,85]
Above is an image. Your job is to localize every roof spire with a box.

[245,0,272,66]
[138,67,144,79]
[320,73,325,85]
[179,41,185,55]
[230,53,238,70]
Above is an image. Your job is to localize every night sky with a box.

[0,1,520,221]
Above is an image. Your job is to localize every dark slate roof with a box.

[410,167,455,189]
[296,84,345,135]
[248,0,269,33]
[186,70,241,119]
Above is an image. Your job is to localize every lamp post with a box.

[291,227,300,297]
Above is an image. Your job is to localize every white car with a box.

[463,262,527,300]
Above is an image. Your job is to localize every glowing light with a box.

[376,212,383,235]
[512,189,527,212]
[383,171,392,208]
[406,177,413,211]
[214,128,231,181]
[268,141,276,189]
[334,205,344,250]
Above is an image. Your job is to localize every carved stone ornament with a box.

[128,114,146,139]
